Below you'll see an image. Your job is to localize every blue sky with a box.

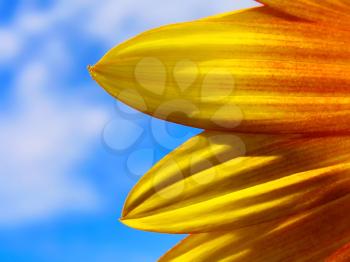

[0,0,257,261]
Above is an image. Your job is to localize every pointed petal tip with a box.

[121,207,136,221]
[119,216,146,231]
[119,211,129,222]
[119,216,149,232]
[88,64,97,80]
[121,193,139,219]
[120,215,182,234]
[119,217,133,227]
[119,214,142,227]
[121,209,128,219]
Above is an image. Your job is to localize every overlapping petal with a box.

[90,6,350,134]
[121,131,350,233]
[160,194,350,262]
[257,0,350,27]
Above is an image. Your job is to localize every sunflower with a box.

[89,0,350,261]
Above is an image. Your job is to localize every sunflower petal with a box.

[121,131,350,233]
[257,0,350,26]
[326,242,350,262]
[90,6,350,133]
[160,194,350,262]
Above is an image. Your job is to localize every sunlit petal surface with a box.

[90,6,350,133]
[160,194,350,262]
[257,0,350,27]
[121,131,350,233]
[326,242,350,262]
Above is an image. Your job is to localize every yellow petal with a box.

[90,6,350,134]
[121,131,350,233]
[257,0,350,27]
[160,194,350,262]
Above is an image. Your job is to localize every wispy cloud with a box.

[0,1,111,226]
[84,0,259,44]
[0,58,108,226]
[0,29,21,64]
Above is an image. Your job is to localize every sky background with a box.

[0,0,257,261]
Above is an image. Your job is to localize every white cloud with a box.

[0,59,109,227]
[84,0,259,45]
[1,0,259,64]
[0,29,22,64]
[5,0,258,47]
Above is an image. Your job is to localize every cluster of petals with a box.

[90,1,350,261]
